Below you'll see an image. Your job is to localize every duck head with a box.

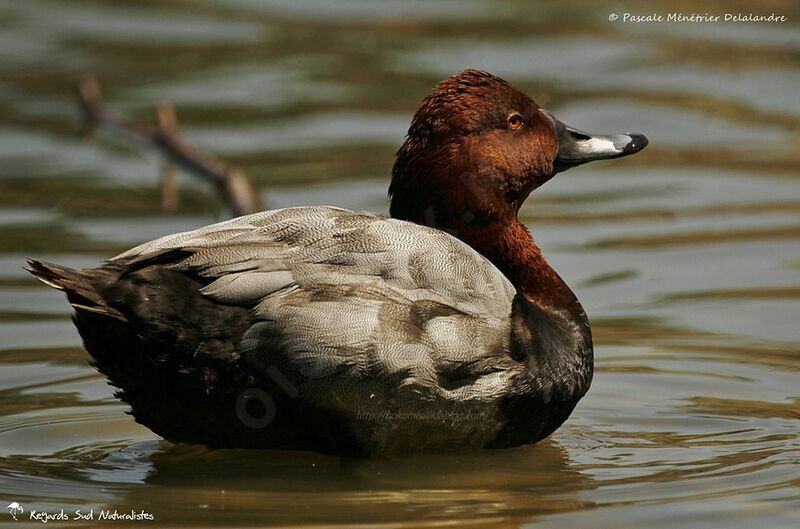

[389,69,648,230]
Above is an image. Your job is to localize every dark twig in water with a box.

[77,77,262,216]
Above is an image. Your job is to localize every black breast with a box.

[487,292,593,448]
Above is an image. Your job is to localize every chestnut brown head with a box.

[389,70,647,232]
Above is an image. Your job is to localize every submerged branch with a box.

[77,78,262,216]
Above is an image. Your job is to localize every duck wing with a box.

[39,206,523,454]
[118,205,520,394]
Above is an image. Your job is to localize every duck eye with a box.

[507,114,524,130]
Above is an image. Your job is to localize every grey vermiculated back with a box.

[114,207,522,449]
[116,206,515,315]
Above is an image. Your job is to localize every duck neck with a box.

[461,218,580,314]
[481,218,594,404]
[453,217,592,407]
[392,204,593,402]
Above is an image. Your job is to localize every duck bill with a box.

[545,112,648,174]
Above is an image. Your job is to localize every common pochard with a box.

[28,70,647,456]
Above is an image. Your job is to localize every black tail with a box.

[25,258,125,320]
[24,256,273,448]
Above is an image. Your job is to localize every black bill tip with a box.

[622,133,648,155]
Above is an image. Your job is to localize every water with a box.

[1,0,798,527]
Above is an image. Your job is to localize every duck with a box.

[27,70,647,457]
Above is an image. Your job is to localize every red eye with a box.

[508,114,524,129]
